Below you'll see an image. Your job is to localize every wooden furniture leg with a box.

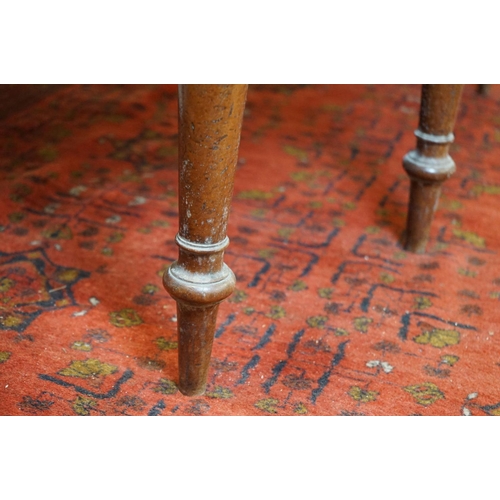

[402,84,464,253]
[163,84,247,396]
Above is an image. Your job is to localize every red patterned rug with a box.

[1,84,499,416]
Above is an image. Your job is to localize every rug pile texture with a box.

[1,84,499,416]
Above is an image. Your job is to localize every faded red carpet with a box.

[1,84,499,416]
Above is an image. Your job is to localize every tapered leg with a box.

[163,84,247,396]
[402,84,464,253]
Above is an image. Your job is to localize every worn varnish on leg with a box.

[402,84,464,253]
[163,84,247,396]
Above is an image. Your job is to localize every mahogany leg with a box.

[163,84,247,396]
[402,84,464,253]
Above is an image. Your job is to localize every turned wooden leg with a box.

[163,84,247,396]
[402,84,464,253]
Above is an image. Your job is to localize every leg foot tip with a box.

[179,384,207,397]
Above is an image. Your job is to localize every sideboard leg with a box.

[163,84,247,396]
[402,84,463,253]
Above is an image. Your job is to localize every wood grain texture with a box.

[403,84,464,253]
[163,84,248,395]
